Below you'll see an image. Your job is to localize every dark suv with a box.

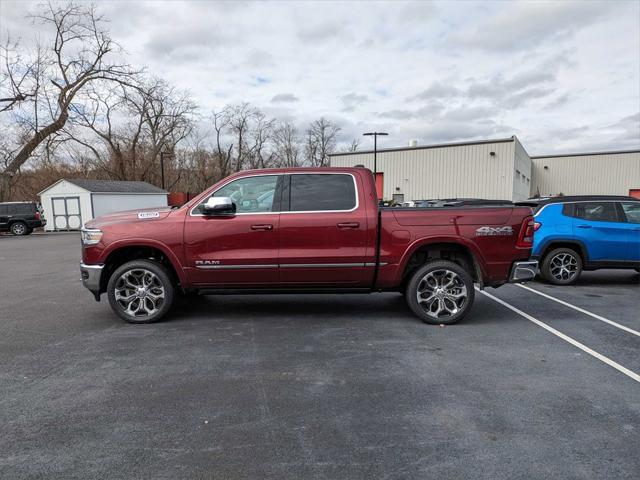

[0,202,46,235]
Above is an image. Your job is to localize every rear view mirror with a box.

[202,196,236,216]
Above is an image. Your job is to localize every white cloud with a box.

[450,0,613,52]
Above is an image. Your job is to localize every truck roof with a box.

[232,166,371,176]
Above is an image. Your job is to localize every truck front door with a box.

[184,174,283,286]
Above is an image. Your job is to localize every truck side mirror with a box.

[202,196,236,216]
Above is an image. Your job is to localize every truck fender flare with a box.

[396,236,488,283]
[101,238,188,285]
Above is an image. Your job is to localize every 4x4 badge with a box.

[475,226,513,236]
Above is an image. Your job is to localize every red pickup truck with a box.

[80,168,537,324]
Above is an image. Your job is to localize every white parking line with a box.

[477,288,640,383]
[515,283,640,338]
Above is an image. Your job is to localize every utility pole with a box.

[159,151,173,190]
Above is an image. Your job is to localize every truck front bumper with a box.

[508,260,538,283]
[80,262,104,301]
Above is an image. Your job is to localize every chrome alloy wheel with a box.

[416,269,468,319]
[113,268,165,318]
[549,252,579,282]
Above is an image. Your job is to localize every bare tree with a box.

[210,107,234,178]
[305,117,341,167]
[273,121,301,167]
[129,79,196,184]
[209,103,278,174]
[0,1,138,200]
[227,103,260,172]
[246,110,276,169]
[0,38,43,112]
[344,138,360,153]
[67,78,195,185]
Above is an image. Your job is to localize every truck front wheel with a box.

[405,260,475,325]
[107,260,175,324]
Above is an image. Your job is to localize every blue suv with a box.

[531,196,640,284]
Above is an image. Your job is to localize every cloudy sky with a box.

[1,0,639,154]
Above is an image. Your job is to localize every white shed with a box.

[39,179,168,231]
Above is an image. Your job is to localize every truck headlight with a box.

[81,229,103,245]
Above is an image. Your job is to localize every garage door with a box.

[52,197,82,231]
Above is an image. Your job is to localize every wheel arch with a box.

[539,239,589,264]
[100,240,187,293]
[398,238,485,290]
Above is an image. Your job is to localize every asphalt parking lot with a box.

[1,233,639,479]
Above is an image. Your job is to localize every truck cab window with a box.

[196,175,280,214]
[289,174,356,211]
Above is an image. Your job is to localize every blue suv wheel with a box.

[541,247,583,285]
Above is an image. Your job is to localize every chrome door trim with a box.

[195,264,279,270]
[194,262,387,270]
[189,172,360,217]
[280,263,363,268]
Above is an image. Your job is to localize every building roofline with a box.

[38,179,83,196]
[531,149,640,159]
[329,136,516,157]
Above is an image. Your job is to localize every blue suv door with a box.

[569,201,627,261]
[619,202,640,262]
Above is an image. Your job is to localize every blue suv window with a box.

[573,202,618,222]
[621,202,640,224]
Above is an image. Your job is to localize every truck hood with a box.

[84,206,174,229]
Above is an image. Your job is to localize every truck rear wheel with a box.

[406,260,475,325]
[107,260,175,324]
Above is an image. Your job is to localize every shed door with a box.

[52,196,82,231]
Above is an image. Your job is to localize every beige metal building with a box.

[329,136,640,202]
[531,150,640,198]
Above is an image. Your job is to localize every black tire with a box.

[541,247,582,285]
[107,259,175,324]
[405,260,475,325]
[10,221,28,236]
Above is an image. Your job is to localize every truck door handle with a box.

[250,224,273,231]
[577,225,592,229]
[337,222,360,229]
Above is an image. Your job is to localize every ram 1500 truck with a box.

[80,168,537,324]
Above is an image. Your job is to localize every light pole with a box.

[362,132,388,175]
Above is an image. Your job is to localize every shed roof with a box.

[41,179,168,194]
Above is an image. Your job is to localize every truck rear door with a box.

[278,173,370,286]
